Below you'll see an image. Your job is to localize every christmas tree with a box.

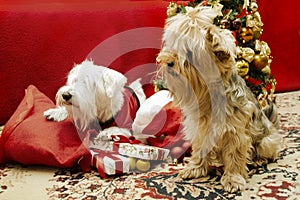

[159,0,276,108]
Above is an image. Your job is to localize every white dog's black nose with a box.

[62,92,72,101]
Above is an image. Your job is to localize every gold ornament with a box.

[252,54,269,70]
[129,157,136,171]
[261,65,271,74]
[257,89,268,109]
[237,47,255,63]
[236,60,249,77]
[136,159,151,172]
[270,79,277,97]
[238,27,254,43]
[232,18,242,30]
[261,58,272,74]
[243,0,250,9]
[219,19,231,29]
[210,0,223,16]
[169,158,179,166]
[255,40,271,55]
[250,2,263,26]
[246,2,263,38]
[167,2,178,17]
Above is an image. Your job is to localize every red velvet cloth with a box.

[0,1,168,124]
[258,0,300,93]
[0,0,299,125]
[146,101,185,149]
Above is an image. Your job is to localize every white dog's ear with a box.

[103,69,127,98]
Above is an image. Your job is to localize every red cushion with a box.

[0,85,89,168]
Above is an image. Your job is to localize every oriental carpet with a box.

[0,91,299,200]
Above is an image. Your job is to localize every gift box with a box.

[90,140,170,161]
[84,129,171,177]
[90,149,130,177]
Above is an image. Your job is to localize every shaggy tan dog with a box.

[156,5,282,192]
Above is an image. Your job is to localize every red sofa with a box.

[0,0,299,125]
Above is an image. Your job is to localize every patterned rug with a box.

[1,91,300,200]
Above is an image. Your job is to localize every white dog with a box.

[44,60,146,136]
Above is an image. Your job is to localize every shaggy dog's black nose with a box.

[62,92,72,101]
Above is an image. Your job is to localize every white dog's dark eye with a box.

[167,62,174,67]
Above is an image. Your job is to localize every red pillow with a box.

[0,85,89,168]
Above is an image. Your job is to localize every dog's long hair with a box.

[157,4,282,192]
[44,60,146,132]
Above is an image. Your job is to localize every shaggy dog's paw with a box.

[43,107,68,122]
[178,164,208,179]
[252,158,269,167]
[220,173,246,193]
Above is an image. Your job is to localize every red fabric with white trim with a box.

[132,90,186,149]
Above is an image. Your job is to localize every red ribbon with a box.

[80,129,131,178]
[91,151,107,178]
[246,76,263,86]
[91,149,124,178]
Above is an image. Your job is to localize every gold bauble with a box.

[238,47,255,63]
[261,65,271,74]
[252,54,268,70]
[239,27,254,43]
[167,2,178,17]
[236,60,249,77]
[253,30,263,40]
[219,19,231,29]
[129,157,136,171]
[136,159,151,172]
[232,18,242,30]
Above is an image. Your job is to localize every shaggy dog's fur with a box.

[156,5,282,192]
